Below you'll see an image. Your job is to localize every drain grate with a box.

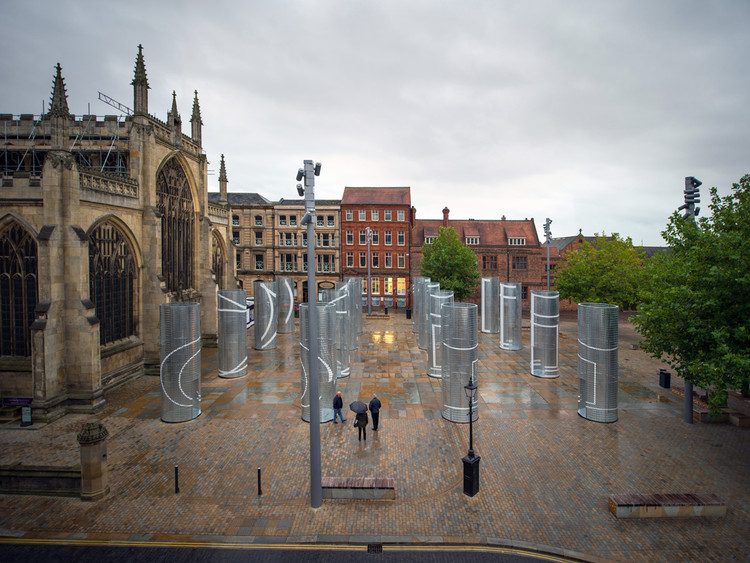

[367,543,383,554]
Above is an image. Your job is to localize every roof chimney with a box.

[442,207,450,227]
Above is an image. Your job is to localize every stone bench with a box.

[321,477,396,500]
[609,493,726,518]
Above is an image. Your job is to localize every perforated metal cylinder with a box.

[345,276,363,336]
[412,276,429,333]
[218,290,248,379]
[327,285,352,378]
[276,277,295,334]
[428,289,454,377]
[530,291,559,378]
[577,303,619,423]
[254,280,278,350]
[481,277,499,334]
[441,303,478,423]
[500,282,523,350]
[159,302,201,422]
[299,302,336,422]
[420,282,439,350]
[336,281,357,353]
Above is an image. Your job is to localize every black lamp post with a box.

[462,377,480,497]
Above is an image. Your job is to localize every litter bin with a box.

[659,369,671,389]
[406,307,412,320]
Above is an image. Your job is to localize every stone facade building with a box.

[0,47,233,421]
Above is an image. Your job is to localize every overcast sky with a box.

[2,0,748,246]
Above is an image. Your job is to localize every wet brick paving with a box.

[0,312,748,562]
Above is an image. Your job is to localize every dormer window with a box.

[466,237,479,245]
[425,236,435,244]
[508,237,526,246]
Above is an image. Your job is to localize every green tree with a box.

[633,175,750,412]
[553,233,647,308]
[419,226,480,301]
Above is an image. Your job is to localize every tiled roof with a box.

[413,218,540,246]
[207,192,270,205]
[341,187,411,206]
[277,198,341,206]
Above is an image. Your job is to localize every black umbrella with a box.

[349,400,368,414]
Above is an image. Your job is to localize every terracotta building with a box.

[0,47,233,421]
[411,207,546,306]
[341,187,413,309]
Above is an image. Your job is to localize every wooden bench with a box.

[609,493,726,518]
[321,477,396,500]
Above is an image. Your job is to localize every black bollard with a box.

[175,465,180,494]
[258,466,262,496]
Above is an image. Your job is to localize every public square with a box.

[0,311,748,562]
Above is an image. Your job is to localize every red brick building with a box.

[411,207,547,306]
[341,187,414,309]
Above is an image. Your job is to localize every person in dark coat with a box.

[332,391,345,423]
[369,394,382,431]
[355,410,368,441]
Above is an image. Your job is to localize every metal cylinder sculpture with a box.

[254,280,278,350]
[159,302,201,422]
[218,289,248,379]
[420,282,439,350]
[336,281,357,353]
[276,276,295,334]
[345,276,363,336]
[577,303,619,423]
[530,290,559,378]
[481,277,499,334]
[412,276,429,333]
[428,289,454,378]
[500,282,523,350]
[441,303,478,423]
[330,285,352,378]
[299,302,336,422]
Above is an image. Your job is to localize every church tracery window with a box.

[212,232,225,289]
[0,221,38,357]
[156,158,194,293]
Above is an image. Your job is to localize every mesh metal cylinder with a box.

[159,302,201,422]
[254,280,278,350]
[276,277,295,334]
[329,285,352,378]
[420,282,440,350]
[441,303,478,423]
[412,276,429,333]
[500,282,523,350]
[218,290,248,379]
[481,277,499,334]
[428,289,454,377]
[299,302,336,422]
[577,303,619,423]
[530,290,559,378]
[336,281,357,352]
[345,276,363,336]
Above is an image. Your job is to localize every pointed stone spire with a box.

[190,90,203,145]
[167,91,182,146]
[219,154,228,203]
[47,63,71,119]
[131,44,150,115]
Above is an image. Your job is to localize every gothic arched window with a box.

[156,158,194,293]
[88,221,136,345]
[0,220,38,357]
[212,232,225,290]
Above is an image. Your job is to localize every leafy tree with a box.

[419,226,480,301]
[553,233,647,308]
[633,175,750,412]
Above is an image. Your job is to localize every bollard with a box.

[258,467,262,496]
[175,465,179,494]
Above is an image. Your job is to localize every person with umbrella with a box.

[350,400,369,441]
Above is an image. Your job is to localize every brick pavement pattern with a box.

[1,312,748,562]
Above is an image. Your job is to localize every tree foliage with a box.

[632,175,750,412]
[553,233,647,309]
[419,226,480,301]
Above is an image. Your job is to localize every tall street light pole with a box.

[462,373,480,497]
[297,159,322,507]
[366,226,372,315]
[678,176,701,425]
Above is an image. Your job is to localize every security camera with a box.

[314,162,322,176]
[297,184,304,197]
[296,168,304,182]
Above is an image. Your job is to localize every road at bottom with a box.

[0,542,580,563]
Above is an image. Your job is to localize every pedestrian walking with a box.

[369,394,382,431]
[332,391,345,424]
[355,410,368,441]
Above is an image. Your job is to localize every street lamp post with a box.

[366,226,372,315]
[296,159,322,507]
[544,218,552,291]
[462,376,480,497]
[679,176,701,425]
